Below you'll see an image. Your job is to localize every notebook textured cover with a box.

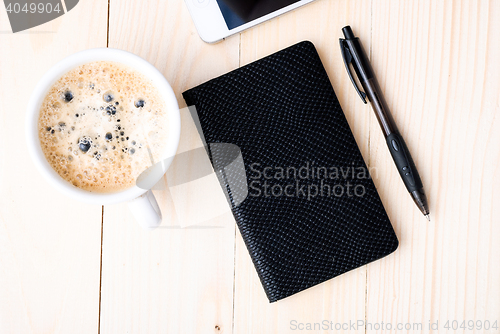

[182,41,399,302]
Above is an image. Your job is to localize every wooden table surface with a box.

[1,0,499,333]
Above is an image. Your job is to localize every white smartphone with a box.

[184,0,316,43]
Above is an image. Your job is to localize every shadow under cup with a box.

[26,48,181,222]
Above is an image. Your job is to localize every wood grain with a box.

[366,0,500,333]
[234,1,371,333]
[0,1,107,333]
[100,1,239,333]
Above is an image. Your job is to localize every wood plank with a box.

[234,1,371,333]
[0,1,108,333]
[100,1,240,333]
[366,0,500,332]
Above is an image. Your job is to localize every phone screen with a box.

[216,0,301,30]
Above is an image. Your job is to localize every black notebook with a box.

[182,41,398,302]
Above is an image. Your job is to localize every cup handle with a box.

[127,190,162,229]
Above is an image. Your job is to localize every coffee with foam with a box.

[38,61,169,193]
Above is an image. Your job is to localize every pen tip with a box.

[425,214,430,222]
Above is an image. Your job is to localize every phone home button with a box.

[192,0,211,8]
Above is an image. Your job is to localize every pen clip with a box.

[339,39,367,104]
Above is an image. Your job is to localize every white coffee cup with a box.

[26,48,181,229]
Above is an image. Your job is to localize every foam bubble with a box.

[38,61,169,193]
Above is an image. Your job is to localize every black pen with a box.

[340,25,430,221]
